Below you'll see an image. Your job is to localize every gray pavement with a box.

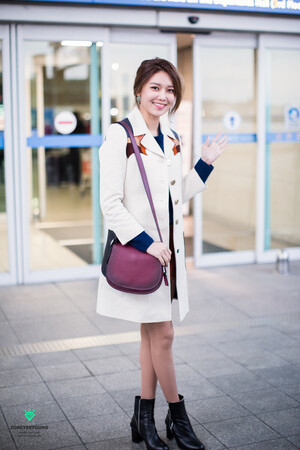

[0,261,299,449]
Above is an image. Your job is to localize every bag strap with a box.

[118,118,168,286]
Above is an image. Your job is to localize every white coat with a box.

[96,106,207,323]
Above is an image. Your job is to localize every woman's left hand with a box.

[201,132,229,165]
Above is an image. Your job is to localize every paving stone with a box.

[190,355,246,377]
[232,388,299,414]
[173,344,222,363]
[208,371,272,394]
[47,377,105,400]
[186,395,249,424]
[2,400,65,427]
[109,387,166,412]
[29,350,80,367]
[280,384,300,402]
[73,345,123,361]
[192,424,225,449]
[274,347,300,364]
[227,349,287,370]
[0,322,20,345]
[172,364,205,383]
[253,365,300,387]
[0,292,79,320]
[255,334,299,352]
[84,355,137,376]
[86,437,145,450]
[37,362,91,382]
[212,339,264,356]
[58,447,85,450]
[128,350,183,368]
[258,407,300,436]
[71,412,131,443]
[0,383,52,407]
[91,314,140,335]
[57,279,99,303]
[10,420,81,449]
[234,326,285,341]
[97,370,141,391]
[0,429,16,449]
[177,379,224,401]
[198,329,241,344]
[10,314,99,343]
[0,367,43,388]
[287,434,300,448]
[230,437,298,449]
[0,308,6,323]
[204,415,279,447]
[0,356,33,372]
[58,392,122,420]
[0,408,7,430]
[2,283,63,300]
[173,334,204,349]
[117,341,141,356]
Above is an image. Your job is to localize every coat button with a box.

[175,219,179,225]
[171,180,176,185]
[167,159,171,166]
[174,199,179,205]
[177,249,179,253]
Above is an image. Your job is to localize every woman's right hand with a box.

[146,242,172,266]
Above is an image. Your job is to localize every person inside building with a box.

[97,57,228,450]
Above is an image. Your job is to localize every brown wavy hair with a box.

[133,58,183,114]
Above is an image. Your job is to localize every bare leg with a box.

[140,323,157,399]
[146,321,179,403]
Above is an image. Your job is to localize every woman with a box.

[97,58,228,450]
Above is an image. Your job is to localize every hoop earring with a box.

[136,95,141,105]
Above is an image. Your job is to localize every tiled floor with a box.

[0,261,299,449]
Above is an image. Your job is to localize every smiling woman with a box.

[97,57,228,450]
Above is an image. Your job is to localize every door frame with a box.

[193,32,258,268]
[0,25,18,285]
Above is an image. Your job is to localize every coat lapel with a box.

[127,107,176,159]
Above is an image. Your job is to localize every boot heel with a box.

[131,424,143,443]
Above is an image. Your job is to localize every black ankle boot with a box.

[165,394,205,450]
[130,396,169,450]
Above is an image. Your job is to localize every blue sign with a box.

[17,0,300,15]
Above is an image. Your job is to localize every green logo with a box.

[24,409,35,422]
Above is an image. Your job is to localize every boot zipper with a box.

[138,398,141,433]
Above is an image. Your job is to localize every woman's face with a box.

[138,71,175,120]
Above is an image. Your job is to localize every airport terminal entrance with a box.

[0,24,300,285]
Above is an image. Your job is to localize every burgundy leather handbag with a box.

[102,119,169,295]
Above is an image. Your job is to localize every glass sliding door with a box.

[265,48,300,250]
[18,25,107,282]
[258,35,300,262]
[193,35,257,266]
